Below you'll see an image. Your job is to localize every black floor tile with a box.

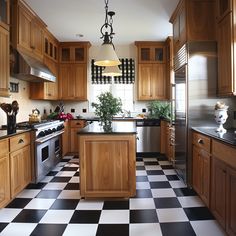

[134,189,153,198]
[174,188,197,197]
[74,172,79,176]
[146,170,164,175]
[0,223,8,232]
[150,181,171,189]
[144,161,159,165]
[184,207,215,221]
[130,209,158,223]
[61,167,78,171]
[136,166,145,170]
[36,190,61,199]
[46,171,58,176]
[136,157,143,161]
[96,224,129,236]
[25,183,47,189]
[30,224,67,236]
[12,209,47,223]
[50,177,72,182]
[70,210,101,223]
[136,176,148,182]
[166,175,180,181]
[50,199,79,210]
[154,197,181,208]
[64,183,80,190]
[160,222,196,236]
[5,198,31,208]
[103,200,129,210]
[157,156,168,161]
[161,165,174,169]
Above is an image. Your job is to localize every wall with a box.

[0,77,52,126]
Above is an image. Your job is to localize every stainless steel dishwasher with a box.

[136,119,161,153]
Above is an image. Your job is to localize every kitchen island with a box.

[78,121,136,198]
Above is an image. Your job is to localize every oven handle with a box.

[35,130,64,144]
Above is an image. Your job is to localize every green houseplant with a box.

[91,92,122,132]
[147,100,172,120]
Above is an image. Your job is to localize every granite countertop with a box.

[76,116,142,121]
[78,121,137,134]
[192,127,236,146]
[0,129,31,140]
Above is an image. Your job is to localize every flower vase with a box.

[102,119,112,132]
[214,109,228,133]
[7,114,16,134]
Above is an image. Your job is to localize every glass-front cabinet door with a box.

[0,0,9,29]
[138,45,165,63]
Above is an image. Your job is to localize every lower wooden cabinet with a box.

[10,145,31,197]
[62,120,69,156]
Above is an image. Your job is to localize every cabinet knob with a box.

[18,139,24,144]
[198,139,203,144]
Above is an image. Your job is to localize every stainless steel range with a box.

[17,120,64,183]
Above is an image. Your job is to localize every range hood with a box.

[10,48,56,83]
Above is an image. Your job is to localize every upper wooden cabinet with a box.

[59,42,90,63]
[0,0,10,30]
[44,28,59,62]
[170,0,216,54]
[216,0,236,96]
[216,0,232,22]
[0,25,9,97]
[11,0,46,60]
[135,41,167,100]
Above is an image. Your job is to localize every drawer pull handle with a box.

[18,139,24,144]
[198,139,203,144]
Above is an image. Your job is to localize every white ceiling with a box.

[24,0,179,46]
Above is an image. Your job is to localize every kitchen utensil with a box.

[12,100,19,115]
[0,103,12,115]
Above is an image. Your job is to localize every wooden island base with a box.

[78,122,136,198]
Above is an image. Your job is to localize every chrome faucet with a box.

[122,110,131,118]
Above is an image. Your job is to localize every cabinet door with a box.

[0,0,10,29]
[30,20,43,59]
[70,127,79,153]
[173,17,180,53]
[74,64,87,100]
[217,13,234,96]
[0,26,9,97]
[22,145,31,187]
[62,121,69,156]
[152,63,166,99]
[192,145,202,195]
[211,157,227,229]
[0,154,10,208]
[226,166,236,236]
[216,0,232,22]
[178,4,186,49]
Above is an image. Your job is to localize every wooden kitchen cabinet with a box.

[44,29,58,62]
[211,139,236,235]
[216,0,232,22]
[170,0,216,55]
[11,0,46,60]
[9,132,31,198]
[0,0,10,30]
[62,120,69,156]
[69,120,87,154]
[0,25,9,97]
[0,138,10,208]
[58,63,87,100]
[192,132,211,207]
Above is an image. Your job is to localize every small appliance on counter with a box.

[29,108,41,123]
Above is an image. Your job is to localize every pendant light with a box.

[102,65,122,76]
[95,0,121,67]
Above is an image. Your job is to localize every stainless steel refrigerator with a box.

[173,42,217,184]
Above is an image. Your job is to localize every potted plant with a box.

[92,92,122,132]
[147,100,172,120]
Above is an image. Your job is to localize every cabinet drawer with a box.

[212,139,236,169]
[193,132,211,152]
[0,138,9,156]
[70,120,86,128]
[10,132,30,152]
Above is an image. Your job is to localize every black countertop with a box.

[0,129,31,140]
[78,121,137,134]
[192,127,236,146]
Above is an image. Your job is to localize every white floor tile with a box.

[43,182,67,190]
[169,180,187,188]
[64,163,79,168]
[190,220,227,236]
[40,176,54,183]
[56,162,66,167]
[57,190,81,199]
[130,223,162,236]
[76,199,104,210]
[56,171,76,177]
[130,198,155,209]
[163,169,177,175]
[39,210,74,224]
[151,188,176,198]
[145,165,162,170]
[158,161,172,165]
[24,198,55,209]
[0,209,22,222]
[16,189,41,198]
[136,182,151,189]
[136,161,144,166]
[69,176,80,183]
[157,208,188,222]
[63,155,74,159]
[136,170,147,176]
[0,223,37,236]
[52,166,63,171]
[143,158,158,162]
[148,175,168,182]
[178,196,205,208]
[63,224,98,236]
[99,210,129,224]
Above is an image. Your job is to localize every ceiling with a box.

[24,0,179,46]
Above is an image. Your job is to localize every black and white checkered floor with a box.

[0,155,226,236]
